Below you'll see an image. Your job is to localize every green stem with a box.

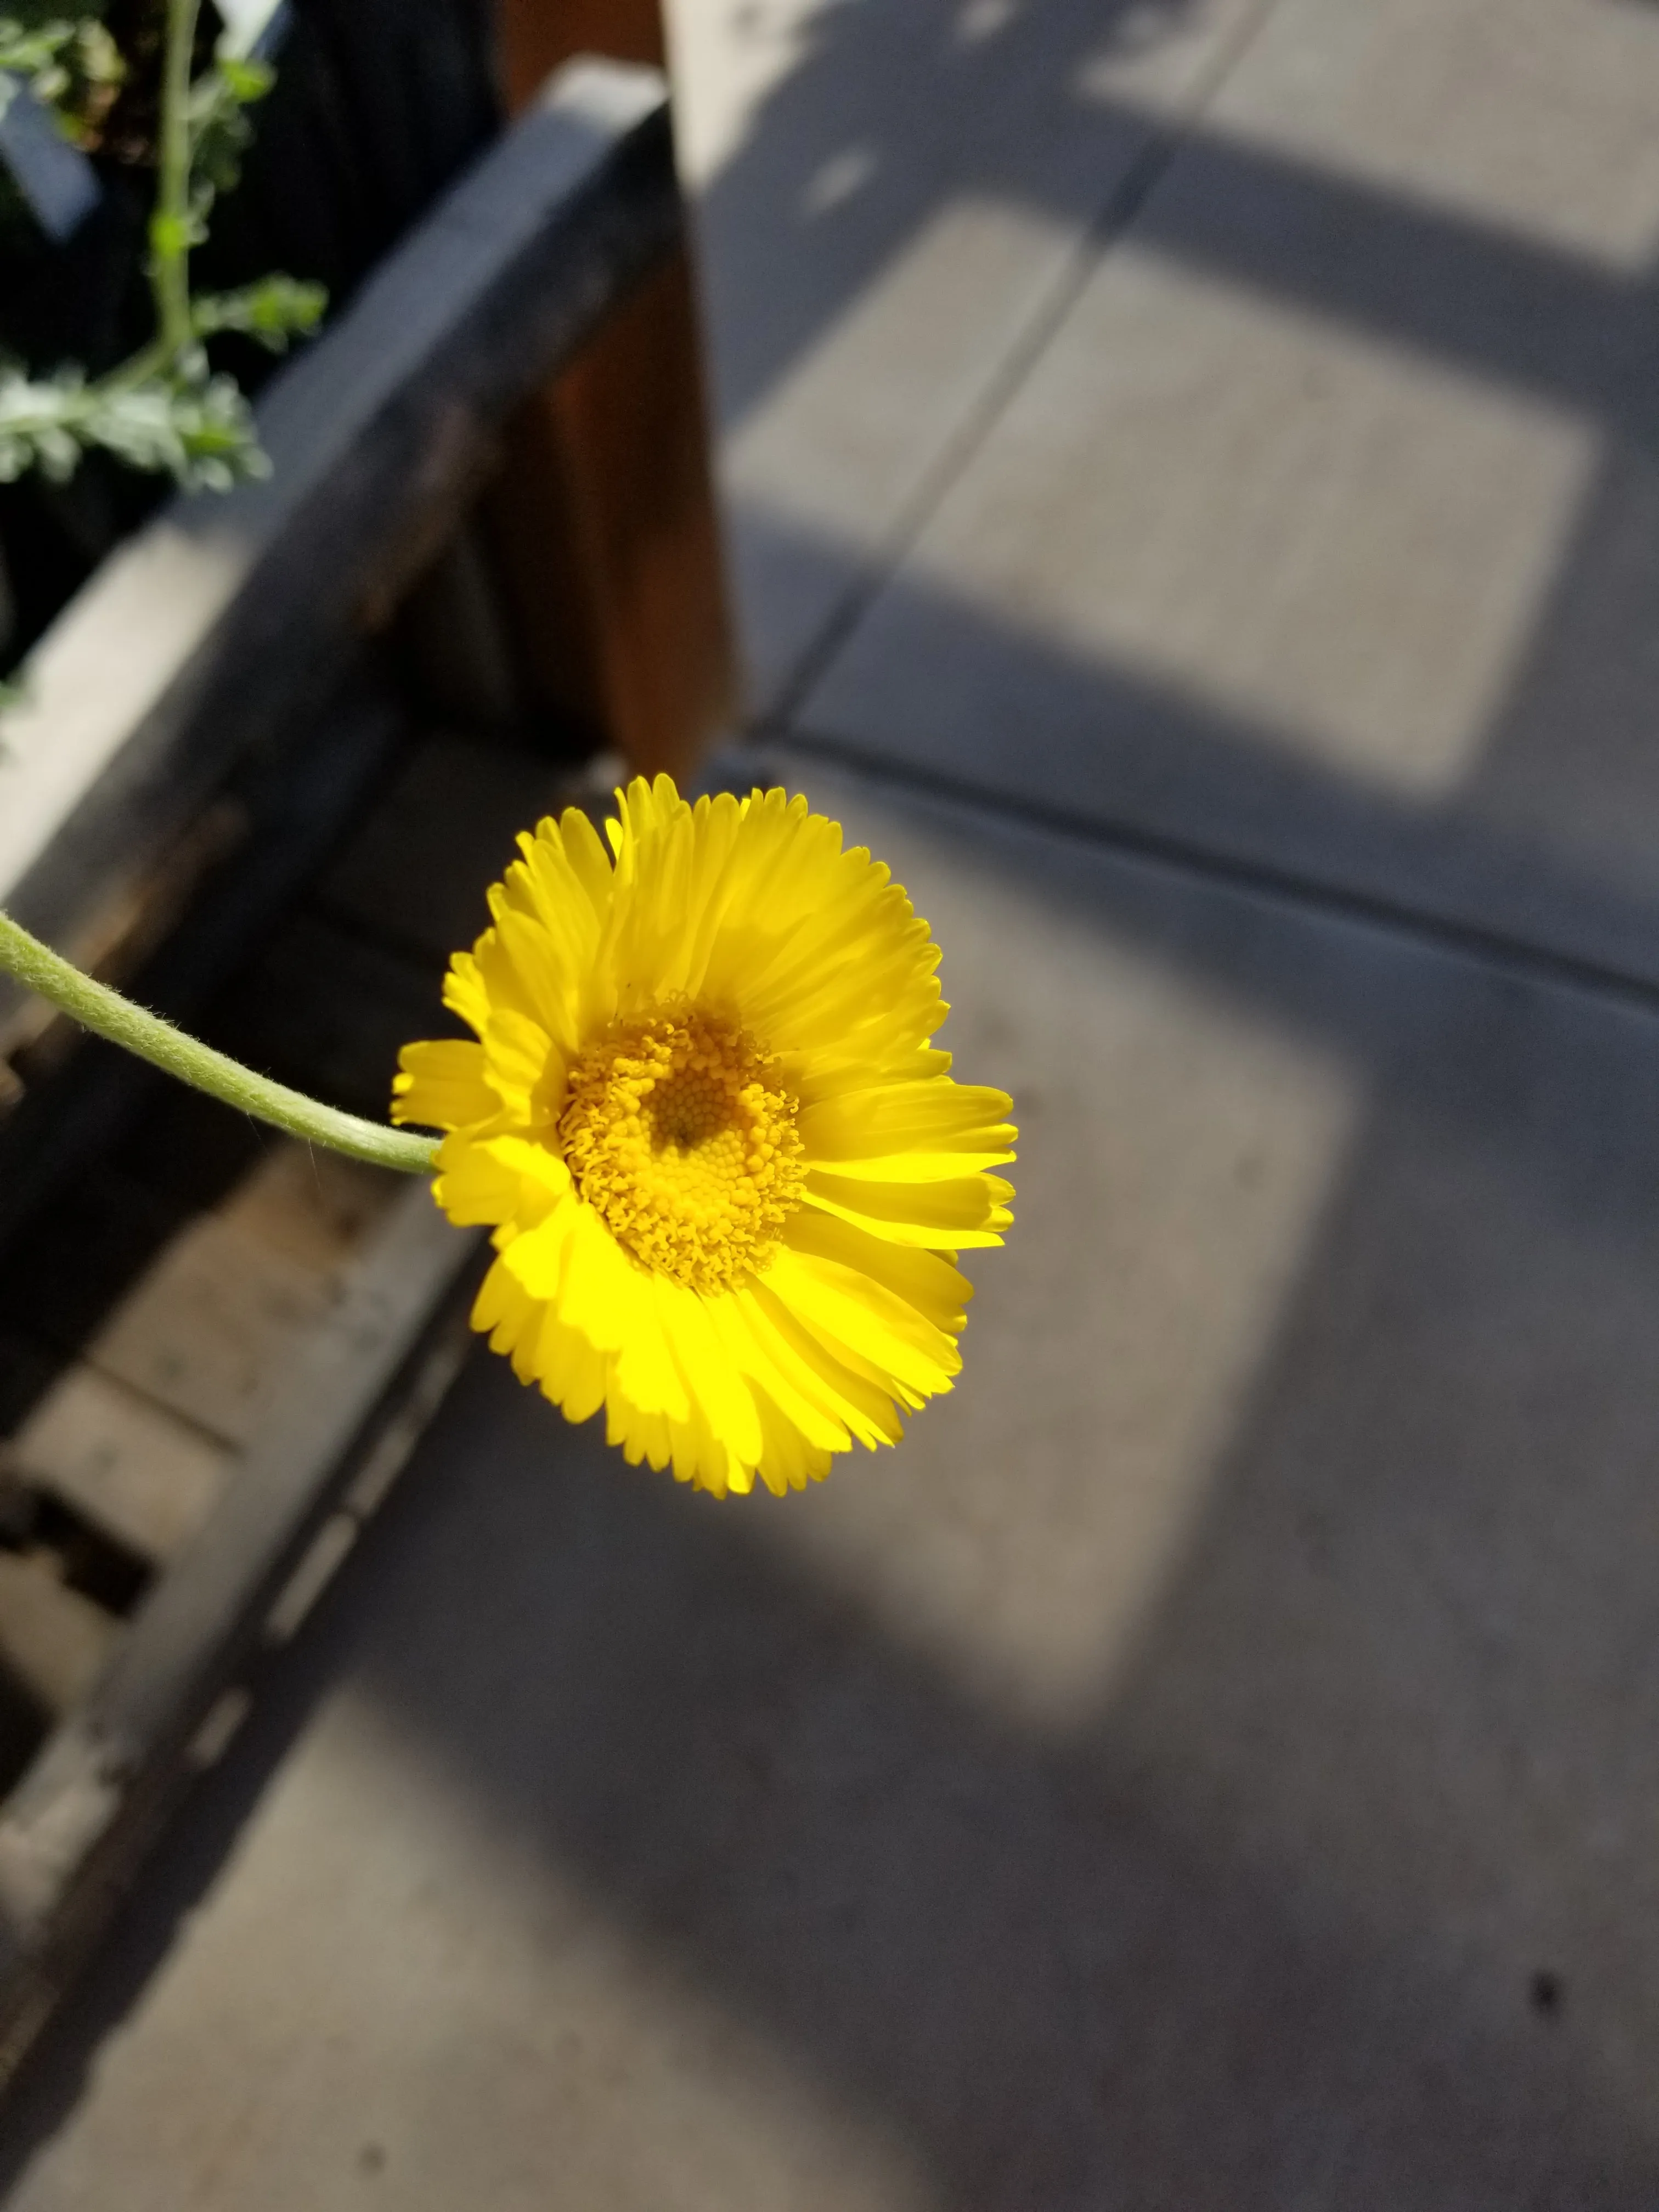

[0,911,438,1178]
[100,336,170,397]
[152,0,201,359]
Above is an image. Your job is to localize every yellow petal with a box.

[803,1168,1012,1249]
[555,1201,654,1358]
[608,1268,692,1425]
[707,1289,849,1457]
[432,1132,524,1226]
[442,950,492,1037]
[499,1192,579,1300]
[734,1281,903,1450]
[392,1039,495,1131]
[534,1308,608,1423]
[785,1206,973,1336]
[765,1241,960,1402]
[482,1007,563,1122]
[800,1081,1016,1161]
[653,1274,764,1472]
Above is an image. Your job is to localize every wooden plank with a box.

[215,1144,393,1274]
[0,1182,483,1980]
[390,522,532,735]
[0,58,679,1032]
[7,1369,232,1568]
[83,1147,400,1450]
[487,0,735,782]
[87,1223,336,1452]
[0,1559,117,1720]
[496,0,668,91]
[81,1147,399,1450]
[0,800,248,1075]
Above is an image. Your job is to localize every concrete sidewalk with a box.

[11,0,1659,2205]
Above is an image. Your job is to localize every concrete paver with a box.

[802,0,1659,984]
[676,0,1272,705]
[10,760,1659,2206]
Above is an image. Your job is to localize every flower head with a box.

[393,776,1015,1497]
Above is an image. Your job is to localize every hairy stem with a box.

[0,910,439,1177]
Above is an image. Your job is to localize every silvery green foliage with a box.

[0,19,324,496]
[143,49,274,268]
[0,14,121,128]
[191,273,326,351]
[188,50,271,206]
[0,18,80,119]
[0,359,269,491]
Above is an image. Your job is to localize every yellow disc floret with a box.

[559,1006,805,1293]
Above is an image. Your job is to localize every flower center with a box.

[560,1007,806,1292]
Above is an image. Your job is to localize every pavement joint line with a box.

[755,723,1659,1031]
[761,0,1291,735]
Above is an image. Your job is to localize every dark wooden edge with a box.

[487,0,737,783]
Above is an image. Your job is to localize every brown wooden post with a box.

[487,0,735,783]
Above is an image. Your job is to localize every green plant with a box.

[0,12,122,142]
[0,0,324,493]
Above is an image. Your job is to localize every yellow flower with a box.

[392,776,1015,1497]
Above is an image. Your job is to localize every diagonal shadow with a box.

[698,0,1659,740]
[693,0,1211,432]
[1099,128,1659,442]
[699,0,1659,448]
[758,441,1659,1002]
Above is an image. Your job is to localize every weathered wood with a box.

[215,1145,392,1273]
[487,0,735,782]
[7,1369,230,1567]
[88,1223,334,1453]
[496,0,669,92]
[0,58,678,1033]
[0,1559,117,1720]
[81,1145,398,1452]
[0,1181,484,1982]
[0,715,542,2070]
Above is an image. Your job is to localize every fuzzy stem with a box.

[151,0,201,358]
[0,910,438,1177]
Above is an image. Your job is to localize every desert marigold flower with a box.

[392,776,1015,1498]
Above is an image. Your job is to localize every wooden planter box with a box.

[0,46,730,2080]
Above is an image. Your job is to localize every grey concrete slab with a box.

[665,0,1274,706]
[11,755,1659,2207]
[1189,0,1659,272]
[798,0,1659,987]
